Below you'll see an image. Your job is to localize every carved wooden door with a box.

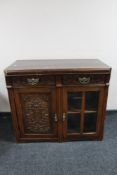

[62,87,104,140]
[14,87,58,141]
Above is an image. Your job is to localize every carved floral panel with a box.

[21,93,52,134]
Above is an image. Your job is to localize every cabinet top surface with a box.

[5,59,111,75]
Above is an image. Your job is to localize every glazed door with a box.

[14,87,58,141]
[62,87,104,140]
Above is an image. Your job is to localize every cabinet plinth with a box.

[5,59,111,142]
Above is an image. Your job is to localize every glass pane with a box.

[83,113,97,132]
[67,113,80,133]
[85,92,99,111]
[68,92,82,112]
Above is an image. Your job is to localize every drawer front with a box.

[11,75,55,87]
[62,74,108,85]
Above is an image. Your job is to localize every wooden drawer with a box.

[11,75,55,87]
[62,74,109,85]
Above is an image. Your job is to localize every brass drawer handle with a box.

[27,78,39,85]
[78,77,90,85]
[54,113,58,122]
[63,113,66,121]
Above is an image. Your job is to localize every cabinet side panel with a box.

[98,85,109,140]
[7,89,21,142]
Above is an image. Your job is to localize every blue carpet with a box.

[0,112,117,175]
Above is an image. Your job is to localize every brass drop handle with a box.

[27,78,40,85]
[78,77,90,85]
[54,113,58,122]
[63,113,66,121]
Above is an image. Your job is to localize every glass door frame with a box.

[62,86,105,140]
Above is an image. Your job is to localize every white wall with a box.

[0,0,117,111]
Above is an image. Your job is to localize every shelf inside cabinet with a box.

[84,110,97,114]
[67,111,81,114]
[71,97,82,99]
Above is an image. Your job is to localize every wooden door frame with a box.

[13,87,59,141]
[62,86,105,141]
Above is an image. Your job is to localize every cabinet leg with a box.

[98,134,104,141]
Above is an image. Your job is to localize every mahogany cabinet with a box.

[4,59,111,142]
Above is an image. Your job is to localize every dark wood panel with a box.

[5,59,111,75]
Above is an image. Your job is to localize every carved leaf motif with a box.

[21,93,52,134]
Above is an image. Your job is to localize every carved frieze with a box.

[12,75,55,87]
[62,74,106,85]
